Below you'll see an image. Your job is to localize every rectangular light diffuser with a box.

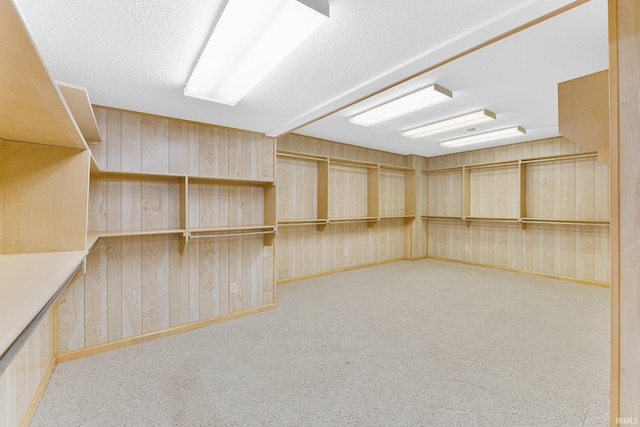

[402,109,496,139]
[185,0,329,106]
[350,84,452,127]
[440,126,526,148]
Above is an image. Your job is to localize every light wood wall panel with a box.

[0,142,89,254]
[91,107,275,181]
[58,235,274,353]
[610,0,640,419]
[1,308,54,427]
[277,220,407,280]
[329,164,368,219]
[410,156,430,259]
[276,134,423,281]
[469,166,519,218]
[58,108,276,355]
[425,137,610,284]
[427,170,463,217]
[380,170,406,217]
[276,157,318,221]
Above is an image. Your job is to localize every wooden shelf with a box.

[380,215,415,219]
[0,1,86,150]
[91,169,185,181]
[421,166,464,174]
[329,217,378,223]
[188,176,275,186]
[278,219,328,226]
[520,151,598,164]
[422,215,464,220]
[57,81,102,143]
[0,251,87,357]
[464,217,520,223]
[189,225,276,234]
[521,218,610,226]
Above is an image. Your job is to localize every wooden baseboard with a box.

[277,257,409,285]
[57,304,277,363]
[426,255,610,288]
[20,356,56,427]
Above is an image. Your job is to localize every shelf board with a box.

[0,250,87,357]
[187,176,275,186]
[278,219,328,225]
[89,229,186,240]
[421,166,464,175]
[329,217,379,223]
[464,217,520,222]
[329,158,378,169]
[91,169,185,181]
[90,167,275,186]
[464,160,520,170]
[277,151,328,162]
[379,164,414,173]
[422,215,464,220]
[521,218,610,226]
[0,1,86,150]
[380,215,415,219]
[189,225,276,234]
[520,151,598,165]
[57,81,101,143]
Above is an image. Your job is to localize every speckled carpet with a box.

[32,259,609,426]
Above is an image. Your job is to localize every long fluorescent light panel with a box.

[185,0,329,106]
[350,84,453,127]
[402,109,496,139]
[440,126,526,148]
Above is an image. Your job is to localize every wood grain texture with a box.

[611,0,640,419]
[1,308,54,427]
[425,137,610,285]
[0,0,86,149]
[59,108,275,355]
[276,134,416,280]
[0,142,89,254]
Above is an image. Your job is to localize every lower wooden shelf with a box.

[0,251,87,361]
[422,215,464,220]
[87,229,187,249]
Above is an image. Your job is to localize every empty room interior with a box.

[1,0,639,425]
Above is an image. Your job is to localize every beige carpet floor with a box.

[32,259,609,426]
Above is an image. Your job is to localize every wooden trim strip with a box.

[277,257,408,285]
[57,304,277,363]
[426,255,610,288]
[608,0,621,422]
[19,357,56,427]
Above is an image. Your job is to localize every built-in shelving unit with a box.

[276,150,415,230]
[88,167,277,247]
[0,2,95,424]
[422,151,610,228]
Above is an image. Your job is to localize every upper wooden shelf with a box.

[57,81,102,143]
[0,251,87,357]
[422,151,600,175]
[90,167,275,186]
[277,150,413,173]
[0,0,87,150]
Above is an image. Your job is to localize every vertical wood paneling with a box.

[275,134,414,281]
[425,137,609,284]
[63,107,276,357]
[1,309,55,427]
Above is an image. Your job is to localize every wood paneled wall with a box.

[276,134,421,281]
[58,235,273,353]
[610,0,640,420]
[0,308,54,427]
[425,137,610,285]
[57,107,275,356]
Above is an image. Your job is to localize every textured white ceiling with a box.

[13,0,607,156]
[298,0,608,157]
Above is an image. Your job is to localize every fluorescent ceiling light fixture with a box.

[402,109,496,139]
[185,0,329,106]
[349,84,453,127]
[440,126,526,148]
